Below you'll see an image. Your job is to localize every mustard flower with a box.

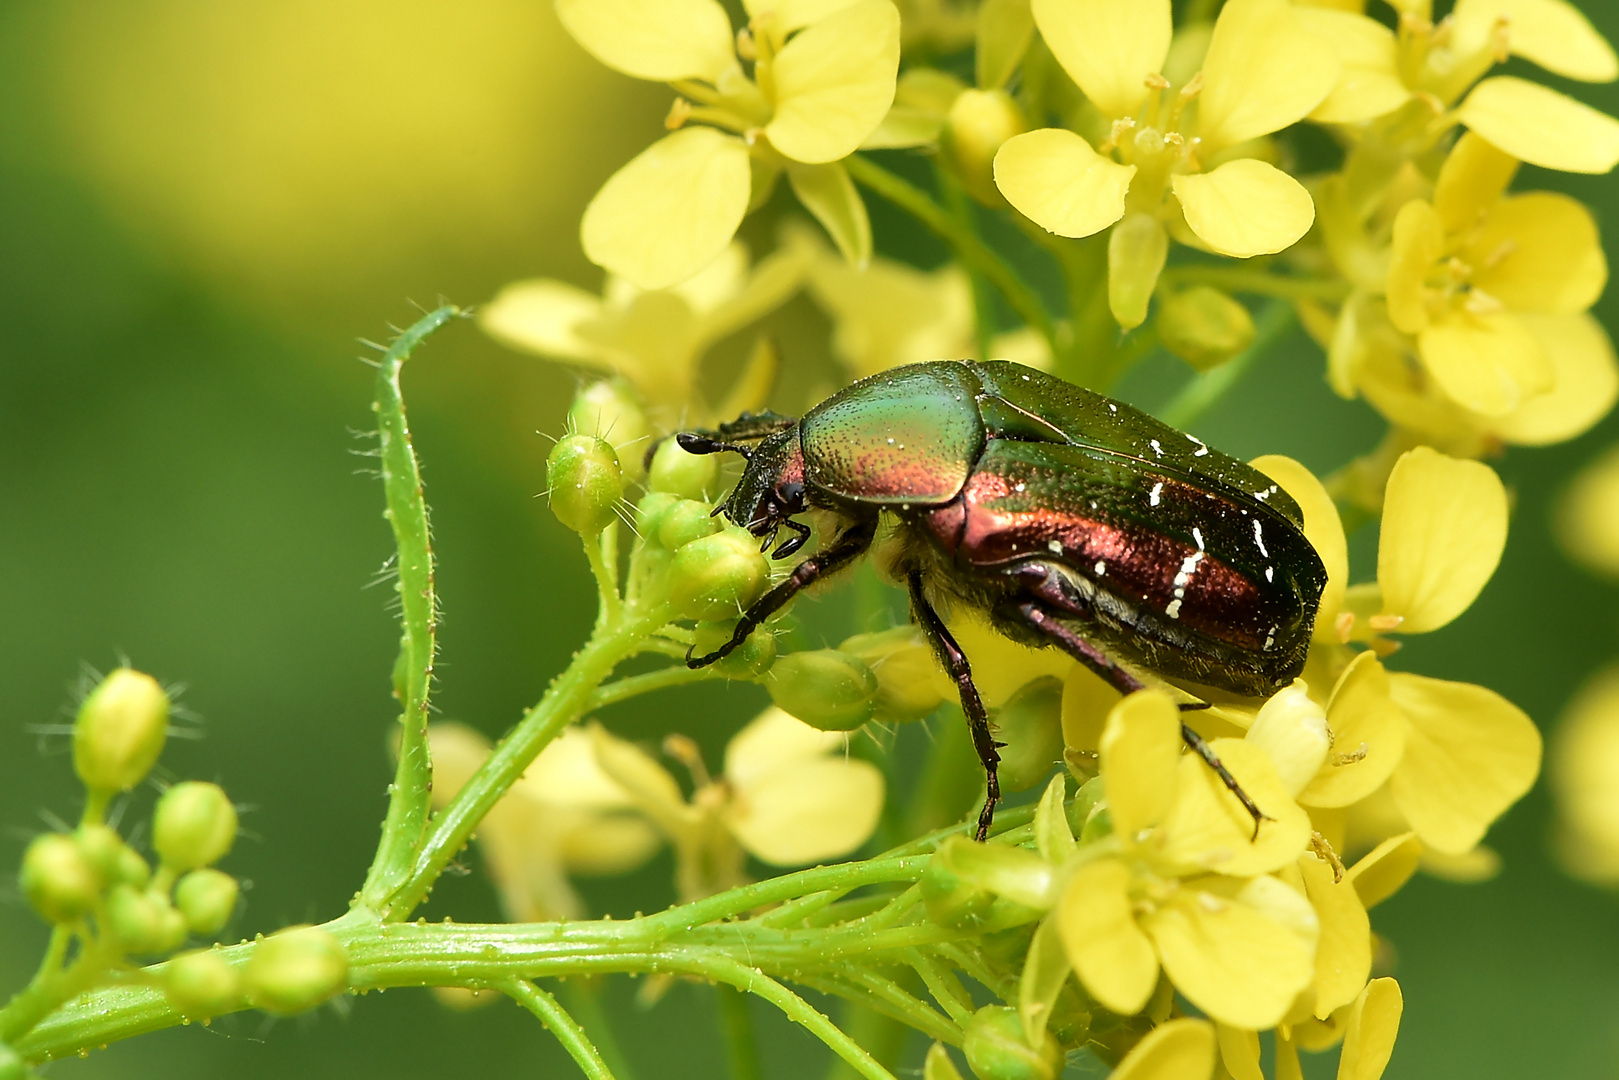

[588,708,884,901]
[994,0,1341,326]
[558,0,901,289]
[425,723,661,921]
[1552,666,1619,884]
[1559,442,1619,578]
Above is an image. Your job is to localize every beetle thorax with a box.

[724,430,808,538]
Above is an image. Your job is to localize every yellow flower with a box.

[1056,691,1317,1029]
[480,240,805,421]
[558,0,901,289]
[1110,1018,1215,1080]
[588,708,884,900]
[1552,666,1619,884]
[1560,443,1619,578]
[425,723,661,920]
[994,0,1339,316]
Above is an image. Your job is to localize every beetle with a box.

[677,360,1327,841]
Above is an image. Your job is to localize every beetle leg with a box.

[908,574,1001,842]
[685,517,878,669]
[1003,600,1271,839]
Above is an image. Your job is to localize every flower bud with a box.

[667,529,769,621]
[1157,286,1256,371]
[547,434,624,536]
[153,781,238,871]
[935,835,1056,910]
[840,627,946,723]
[994,677,1064,792]
[104,884,167,953]
[74,824,127,886]
[0,1042,25,1080]
[175,868,240,935]
[945,89,1026,204]
[1067,776,1107,840]
[693,620,777,678]
[244,926,349,1016]
[20,834,99,924]
[568,380,650,482]
[164,949,243,1018]
[635,491,681,537]
[153,903,191,954]
[657,499,723,551]
[648,437,720,501]
[963,1006,1063,1080]
[766,650,879,731]
[920,849,995,929]
[1107,213,1169,332]
[73,668,169,796]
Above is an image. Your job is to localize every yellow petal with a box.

[1433,132,1520,236]
[1250,455,1347,639]
[1061,664,1124,766]
[1491,312,1619,446]
[1144,882,1315,1030]
[589,723,695,838]
[787,161,872,268]
[1384,199,1443,336]
[558,816,664,875]
[556,0,736,83]
[1295,9,1409,124]
[725,706,847,786]
[1376,446,1508,634]
[1109,1018,1218,1080]
[426,722,494,807]
[1197,0,1340,150]
[1301,653,1406,809]
[1154,739,1313,877]
[1451,0,1618,83]
[725,756,884,864]
[994,128,1135,238]
[1056,858,1159,1016]
[1100,690,1183,839]
[1336,978,1402,1080]
[1387,673,1541,855]
[1458,76,1619,175]
[1345,831,1421,909]
[1216,1024,1262,1080]
[695,242,812,351]
[581,128,752,290]
[745,0,863,36]
[1029,0,1172,118]
[1299,854,1371,1018]
[525,727,640,810]
[1018,916,1072,1046]
[766,0,901,164]
[480,279,606,364]
[1551,667,1619,883]
[1560,443,1619,578]
[1245,683,1331,797]
[1419,309,1553,417]
[932,609,1075,707]
[1171,160,1315,258]
[977,0,1036,92]
[1466,192,1607,315]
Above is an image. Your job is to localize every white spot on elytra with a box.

[1252,519,1268,557]
[1150,439,1164,457]
[1149,482,1163,507]
[1192,527,1205,551]
[1187,434,1209,457]
[1095,560,1107,576]
[1108,403,1118,413]
[1166,598,1183,619]
[1263,625,1277,650]
[1015,482,1027,492]
[1265,566,1274,582]
[1048,539,1064,555]
[1022,374,1031,381]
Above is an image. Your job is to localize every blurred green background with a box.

[3,1,1619,1076]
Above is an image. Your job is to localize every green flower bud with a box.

[20,834,99,924]
[153,903,191,954]
[152,781,238,871]
[945,89,1025,204]
[104,883,167,953]
[244,926,349,1016]
[0,1042,26,1080]
[1107,213,1169,332]
[568,380,649,482]
[920,851,995,930]
[648,437,720,501]
[547,434,624,536]
[175,868,240,935]
[766,649,879,731]
[116,845,152,888]
[840,627,947,723]
[667,529,769,621]
[73,668,169,796]
[74,824,150,887]
[693,620,777,678]
[994,677,1064,792]
[963,1006,1063,1080]
[1067,776,1107,840]
[1157,286,1256,371]
[164,949,244,1018]
[635,491,681,537]
[657,499,723,551]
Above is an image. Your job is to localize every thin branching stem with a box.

[505,979,617,1080]
[1158,302,1296,430]
[716,984,762,1080]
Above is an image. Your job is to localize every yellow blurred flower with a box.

[588,708,884,901]
[994,0,1340,325]
[480,240,805,421]
[1552,667,1619,884]
[558,0,901,289]
[1558,442,1619,579]
[426,723,661,920]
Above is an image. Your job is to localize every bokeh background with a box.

[3,1,1618,1076]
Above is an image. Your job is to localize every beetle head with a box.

[677,427,809,558]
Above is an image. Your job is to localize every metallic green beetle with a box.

[678,360,1328,840]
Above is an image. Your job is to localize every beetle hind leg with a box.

[907,573,1001,842]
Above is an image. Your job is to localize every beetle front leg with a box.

[908,574,1001,842]
[685,517,877,669]
[1003,600,1271,838]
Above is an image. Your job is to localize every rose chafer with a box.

[679,361,1327,838]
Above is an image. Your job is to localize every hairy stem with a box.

[505,979,617,1080]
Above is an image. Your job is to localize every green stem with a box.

[1158,265,1349,302]
[504,980,616,1080]
[561,981,639,1080]
[716,984,761,1080]
[1157,302,1295,430]
[935,164,997,359]
[0,934,113,1044]
[587,524,623,629]
[587,664,726,711]
[359,304,462,909]
[845,154,1056,357]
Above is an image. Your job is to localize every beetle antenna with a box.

[676,432,753,461]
